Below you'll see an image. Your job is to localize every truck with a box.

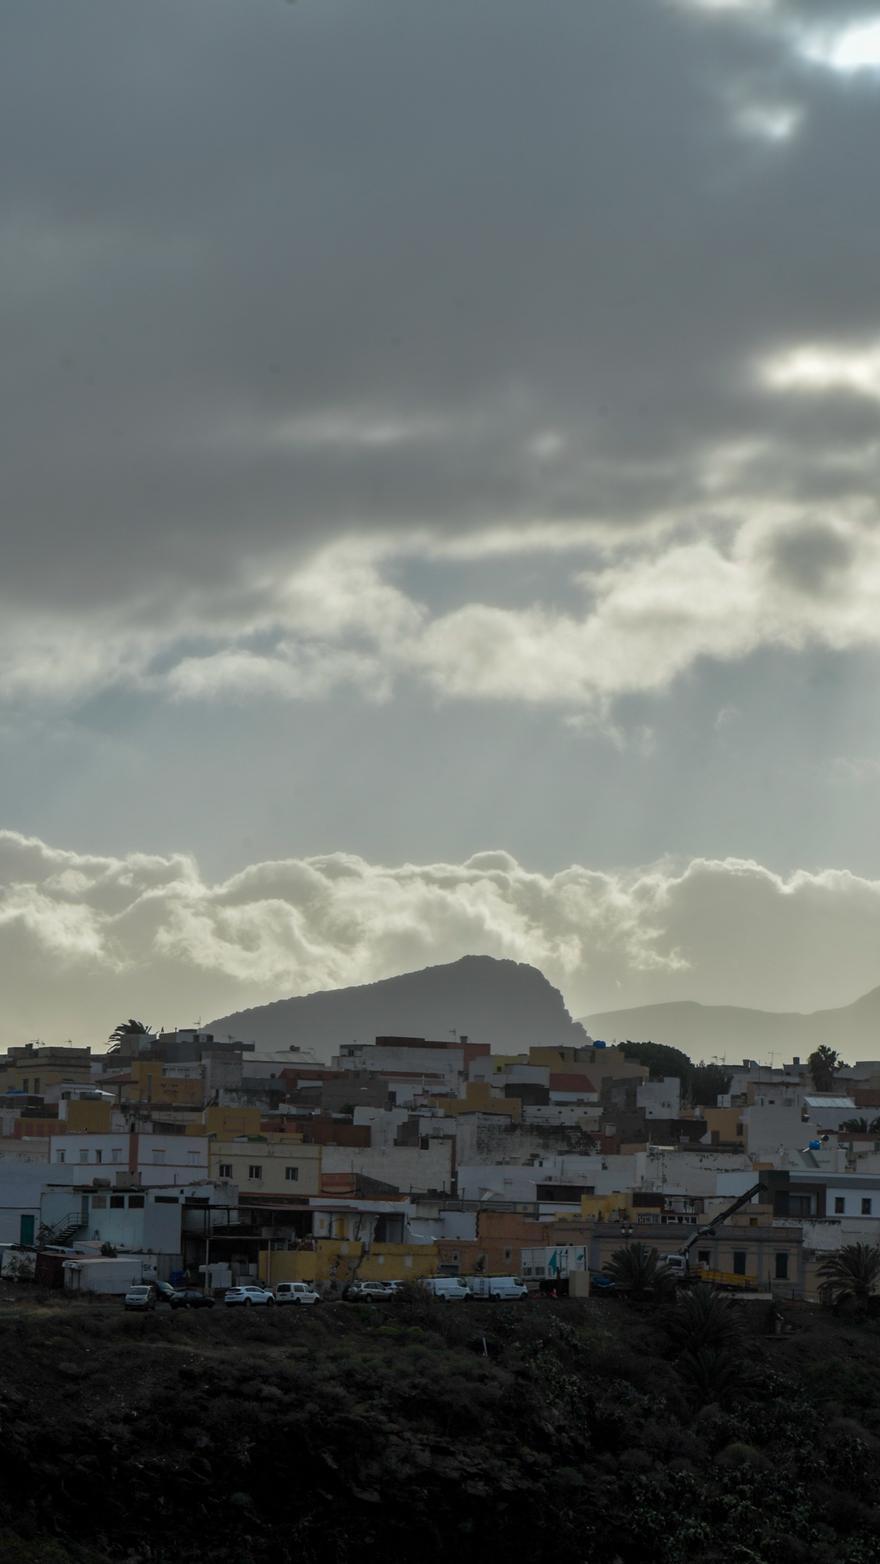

[663,1182,766,1289]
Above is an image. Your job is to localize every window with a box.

[733,1251,747,1276]
[95,1149,102,1164]
[697,1249,710,1265]
[33,1078,40,1094]
[110,1195,125,1209]
[187,1150,199,1164]
[57,1150,65,1164]
[92,1195,107,1209]
[219,1162,232,1178]
[775,1252,789,1281]
[834,1197,845,1214]
[285,1166,299,1182]
[21,1079,28,1093]
[862,1198,872,1216]
[79,1150,89,1163]
[248,1164,262,1181]
[152,1149,165,1164]
[503,1248,512,1262]
[788,1194,812,1217]
[111,1148,122,1163]
[128,1195,144,1209]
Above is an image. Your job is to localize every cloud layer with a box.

[4,829,880,1046]
[2,0,880,721]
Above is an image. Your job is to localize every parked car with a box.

[344,1280,402,1301]
[170,1288,216,1310]
[274,1282,320,1306]
[224,1284,275,1307]
[123,1285,155,1312]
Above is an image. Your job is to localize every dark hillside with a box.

[0,1288,878,1563]
[210,954,587,1056]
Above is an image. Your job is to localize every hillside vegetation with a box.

[1,1288,878,1563]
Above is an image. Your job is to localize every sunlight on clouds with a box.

[8,831,880,1041]
[761,344,880,400]
[803,19,880,72]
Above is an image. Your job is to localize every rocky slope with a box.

[210,954,587,1057]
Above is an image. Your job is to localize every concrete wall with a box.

[322,1140,453,1194]
[637,1078,682,1120]
[741,1103,809,1157]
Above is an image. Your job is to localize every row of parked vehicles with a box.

[124,1275,529,1310]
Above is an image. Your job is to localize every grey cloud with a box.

[3,0,880,624]
[765,518,856,594]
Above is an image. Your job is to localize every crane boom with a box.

[679,1181,766,1254]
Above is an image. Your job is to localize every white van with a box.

[468,1276,528,1301]
[420,1277,472,1302]
[274,1282,320,1306]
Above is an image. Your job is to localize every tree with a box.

[690,1062,733,1107]
[107,1018,152,1053]
[818,1243,880,1313]
[808,1044,844,1093]
[676,1344,746,1407]
[605,1242,674,1300]
[840,1118,868,1134]
[620,1040,693,1091]
[663,1285,742,1353]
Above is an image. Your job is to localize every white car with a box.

[274,1282,320,1306]
[123,1284,155,1312]
[224,1284,275,1307]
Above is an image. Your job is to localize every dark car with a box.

[170,1288,216,1310]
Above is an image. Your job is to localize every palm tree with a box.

[817,1243,880,1312]
[664,1285,742,1352]
[605,1242,673,1300]
[107,1018,152,1054]
[808,1044,844,1093]
[676,1344,746,1407]
[840,1118,869,1134]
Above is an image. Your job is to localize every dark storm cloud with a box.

[2,0,880,621]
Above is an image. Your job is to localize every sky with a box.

[4,0,880,1044]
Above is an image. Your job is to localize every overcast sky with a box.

[4,0,880,1045]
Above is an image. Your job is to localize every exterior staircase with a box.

[36,1212,85,1248]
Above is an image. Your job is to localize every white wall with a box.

[637,1077,682,1120]
[48,1132,209,1185]
[352,1106,409,1149]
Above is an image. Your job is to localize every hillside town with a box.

[1,1020,878,1304]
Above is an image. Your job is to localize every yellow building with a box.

[0,1053,92,1096]
[188,1105,261,1139]
[259,1238,438,1288]
[701,1106,744,1147]
[426,1080,521,1120]
[65,1098,113,1133]
[211,1135,321,1198]
[114,1061,205,1108]
[580,1192,632,1222]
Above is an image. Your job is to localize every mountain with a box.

[582,985,880,1063]
[210,955,588,1058]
